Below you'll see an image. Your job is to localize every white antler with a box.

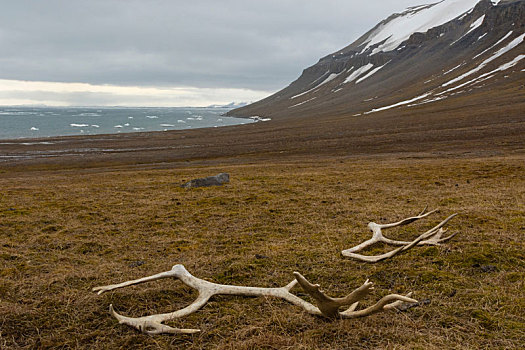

[341,208,458,262]
[93,264,416,334]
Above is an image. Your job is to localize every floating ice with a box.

[30,127,39,131]
[74,112,101,117]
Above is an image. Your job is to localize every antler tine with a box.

[92,270,177,295]
[377,208,438,229]
[339,293,418,318]
[109,304,201,335]
[293,272,374,318]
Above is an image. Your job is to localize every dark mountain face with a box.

[229,0,525,120]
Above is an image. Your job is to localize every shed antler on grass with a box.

[93,264,416,335]
[341,208,458,262]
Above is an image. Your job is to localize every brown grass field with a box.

[1,95,525,349]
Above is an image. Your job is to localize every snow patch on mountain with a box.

[289,97,316,108]
[473,31,513,59]
[466,15,486,36]
[360,0,480,55]
[355,62,390,84]
[363,92,433,114]
[343,64,374,84]
[444,32,525,86]
[290,72,343,99]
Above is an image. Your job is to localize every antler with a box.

[293,272,416,318]
[341,208,458,262]
[93,264,416,334]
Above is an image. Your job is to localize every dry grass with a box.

[1,155,524,349]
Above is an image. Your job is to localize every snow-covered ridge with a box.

[360,0,481,55]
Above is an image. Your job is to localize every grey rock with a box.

[181,173,230,188]
[396,298,431,312]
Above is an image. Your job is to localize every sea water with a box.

[0,106,255,140]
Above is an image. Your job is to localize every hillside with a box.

[228,0,525,120]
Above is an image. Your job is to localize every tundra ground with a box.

[1,154,524,349]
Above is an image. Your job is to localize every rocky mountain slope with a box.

[229,0,525,119]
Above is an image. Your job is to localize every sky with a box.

[0,0,429,107]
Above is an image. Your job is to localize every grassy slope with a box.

[1,155,524,349]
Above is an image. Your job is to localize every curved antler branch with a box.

[93,264,323,334]
[341,208,458,262]
[93,265,416,334]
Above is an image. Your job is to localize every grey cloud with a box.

[0,0,425,91]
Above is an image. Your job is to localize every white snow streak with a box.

[477,33,487,41]
[290,72,342,99]
[439,54,525,95]
[363,92,432,114]
[450,15,485,46]
[473,31,513,60]
[466,15,485,36]
[355,62,389,84]
[289,97,317,108]
[443,33,525,86]
[443,63,464,76]
[344,64,374,84]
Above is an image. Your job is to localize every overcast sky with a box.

[0,0,428,106]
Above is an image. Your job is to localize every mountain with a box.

[228,0,525,119]
[207,102,249,108]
